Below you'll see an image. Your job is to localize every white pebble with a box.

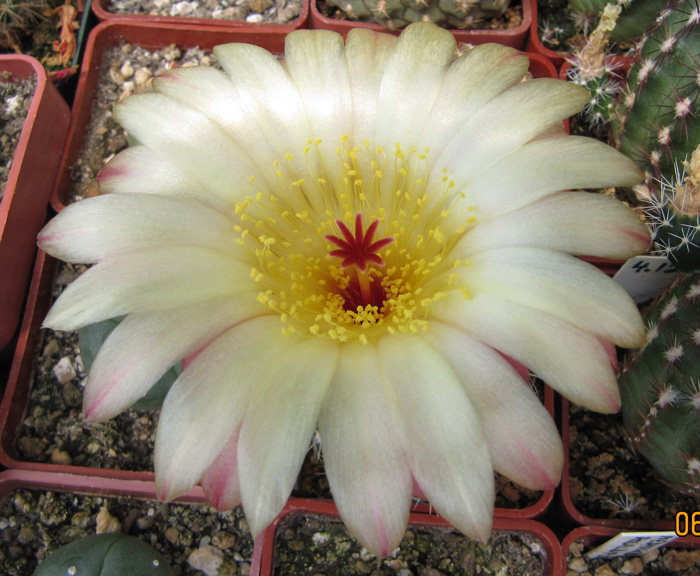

[170,0,197,15]
[187,546,224,576]
[53,357,76,384]
[246,12,264,22]
[120,61,134,79]
[5,95,21,115]
[134,67,152,85]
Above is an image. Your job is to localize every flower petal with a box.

[462,136,643,221]
[213,42,311,169]
[38,193,240,264]
[460,247,645,348]
[319,342,412,557]
[114,92,261,201]
[421,43,529,159]
[285,29,352,150]
[201,426,242,511]
[344,28,397,140]
[433,292,621,412]
[83,293,265,421]
[43,247,256,331]
[378,335,494,542]
[96,145,239,218]
[374,22,456,148]
[427,322,563,490]
[455,191,651,260]
[238,338,339,537]
[153,67,279,165]
[155,316,287,502]
[438,79,589,186]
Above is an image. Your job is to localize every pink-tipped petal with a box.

[433,292,621,413]
[201,427,242,511]
[83,293,264,421]
[319,342,412,557]
[456,191,651,261]
[238,338,339,538]
[378,335,494,543]
[155,316,287,503]
[42,246,255,332]
[427,322,563,490]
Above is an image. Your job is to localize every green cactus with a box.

[570,0,669,44]
[539,0,666,54]
[325,0,510,31]
[613,0,700,271]
[33,533,174,576]
[619,273,700,495]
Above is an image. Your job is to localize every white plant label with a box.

[586,531,679,559]
[613,256,678,304]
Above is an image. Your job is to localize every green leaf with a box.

[79,317,181,412]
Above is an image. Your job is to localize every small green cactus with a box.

[325,0,510,31]
[613,0,700,271]
[637,146,700,271]
[566,3,624,128]
[33,533,174,576]
[619,273,700,495]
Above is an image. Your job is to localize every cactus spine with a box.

[613,0,700,271]
[325,0,510,31]
[619,273,700,494]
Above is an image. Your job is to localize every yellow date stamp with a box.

[675,512,700,536]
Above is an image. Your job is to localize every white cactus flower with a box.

[38,23,649,556]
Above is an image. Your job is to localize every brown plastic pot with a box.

[50,20,289,213]
[0,55,70,353]
[561,525,699,576]
[310,0,531,49]
[0,468,257,574]
[525,0,565,71]
[253,498,563,576]
[92,0,309,34]
[560,397,678,531]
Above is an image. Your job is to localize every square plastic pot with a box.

[252,498,563,576]
[559,397,681,532]
[0,55,70,353]
[562,525,700,576]
[525,0,565,71]
[92,0,309,35]
[310,0,531,49]
[0,468,256,575]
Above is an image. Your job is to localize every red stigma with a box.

[325,214,394,272]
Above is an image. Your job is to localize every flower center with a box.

[233,137,478,344]
[325,213,394,310]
